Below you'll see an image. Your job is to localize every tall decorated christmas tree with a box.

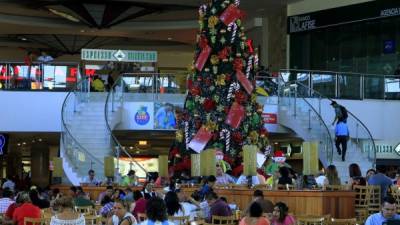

[170,0,269,173]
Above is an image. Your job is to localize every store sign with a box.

[262,113,277,124]
[81,49,157,62]
[288,0,400,33]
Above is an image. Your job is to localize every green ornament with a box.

[210,29,217,36]
[211,36,216,44]
[213,66,218,74]
[251,113,261,125]
[243,124,249,133]
[213,95,220,103]
[236,19,242,26]
[221,3,226,8]
[220,36,226,44]
[186,100,195,111]
[217,105,224,112]
[199,21,204,31]
[211,7,217,14]
[210,86,215,91]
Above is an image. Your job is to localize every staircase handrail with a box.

[290,80,377,167]
[282,81,335,164]
[61,76,103,166]
[280,68,399,78]
[104,74,148,176]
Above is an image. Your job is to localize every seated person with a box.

[205,192,232,223]
[365,196,400,225]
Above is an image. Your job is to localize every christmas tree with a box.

[170,0,269,173]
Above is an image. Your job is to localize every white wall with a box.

[0,91,67,132]
[287,0,375,16]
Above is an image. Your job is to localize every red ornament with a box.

[232,131,243,143]
[218,47,230,60]
[199,35,209,49]
[190,86,201,96]
[203,98,216,112]
[225,74,231,82]
[234,90,247,104]
[233,58,244,71]
[246,39,254,54]
[197,76,203,82]
[260,127,269,137]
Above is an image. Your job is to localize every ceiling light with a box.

[274,142,279,144]
[138,140,147,146]
[48,8,80,23]
[129,146,134,150]
[38,138,42,142]
[167,37,173,40]
[22,142,26,145]
[80,29,85,33]
[136,150,140,154]
[17,143,21,146]
[20,37,27,41]
[32,140,35,143]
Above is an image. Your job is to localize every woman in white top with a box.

[50,196,85,225]
[108,201,137,225]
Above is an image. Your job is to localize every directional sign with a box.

[81,49,157,62]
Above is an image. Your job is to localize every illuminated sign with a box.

[81,49,157,62]
[395,143,400,156]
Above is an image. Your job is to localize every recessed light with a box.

[129,146,133,150]
[32,140,35,143]
[17,143,21,146]
[80,29,85,33]
[138,140,147,146]
[22,142,26,145]
[38,138,42,142]
[21,37,27,41]
[274,142,278,144]
[167,37,173,40]
[136,150,140,154]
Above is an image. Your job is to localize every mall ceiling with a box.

[0,0,300,56]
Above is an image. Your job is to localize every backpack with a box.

[339,105,348,120]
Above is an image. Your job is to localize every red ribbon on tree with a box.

[220,4,243,26]
[195,36,212,71]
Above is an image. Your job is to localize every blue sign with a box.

[135,106,150,125]
[0,135,5,155]
[384,40,396,54]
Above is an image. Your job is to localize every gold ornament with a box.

[208,16,219,29]
[216,74,226,86]
[176,130,184,142]
[249,131,259,144]
[251,93,257,103]
[210,55,219,65]
[205,121,218,132]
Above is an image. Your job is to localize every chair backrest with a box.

[168,215,190,225]
[85,215,103,225]
[353,185,370,208]
[211,215,235,224]
[138,213,148,222]
[329,218,357,225]
[24,217,43,225]
[296,216,325,225]
[391,188,400,213]
[74,205,94,215]
[367,185,381,214]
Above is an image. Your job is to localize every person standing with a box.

[335,121,349,161]
[331,101,348,125]
[367,166,393,200]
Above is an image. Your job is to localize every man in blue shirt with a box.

[368,166,393,200]
[335,121,349,161]
[365,196,400,225]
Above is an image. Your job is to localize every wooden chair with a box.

[211,215,235,224]
[353,185,370,219]
[137,213,148,222]
[391,187,400,213]
[296,216,325,225]
[367,185,381,214]
[168,215,190,225]
[85,215,102,225]
[328,218,357,225]
[24,217,44,225]
[74,205,95,215]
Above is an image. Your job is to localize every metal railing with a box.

[280,78,377,167]
[280,69,400,100]
[61,72,103,181]
[278,81,335,165]
[104,73,149,179]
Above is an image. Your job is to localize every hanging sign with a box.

[81,49,157,62]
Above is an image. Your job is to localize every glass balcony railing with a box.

[280,69,400,100]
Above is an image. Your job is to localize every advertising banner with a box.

[122,102,154,130]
